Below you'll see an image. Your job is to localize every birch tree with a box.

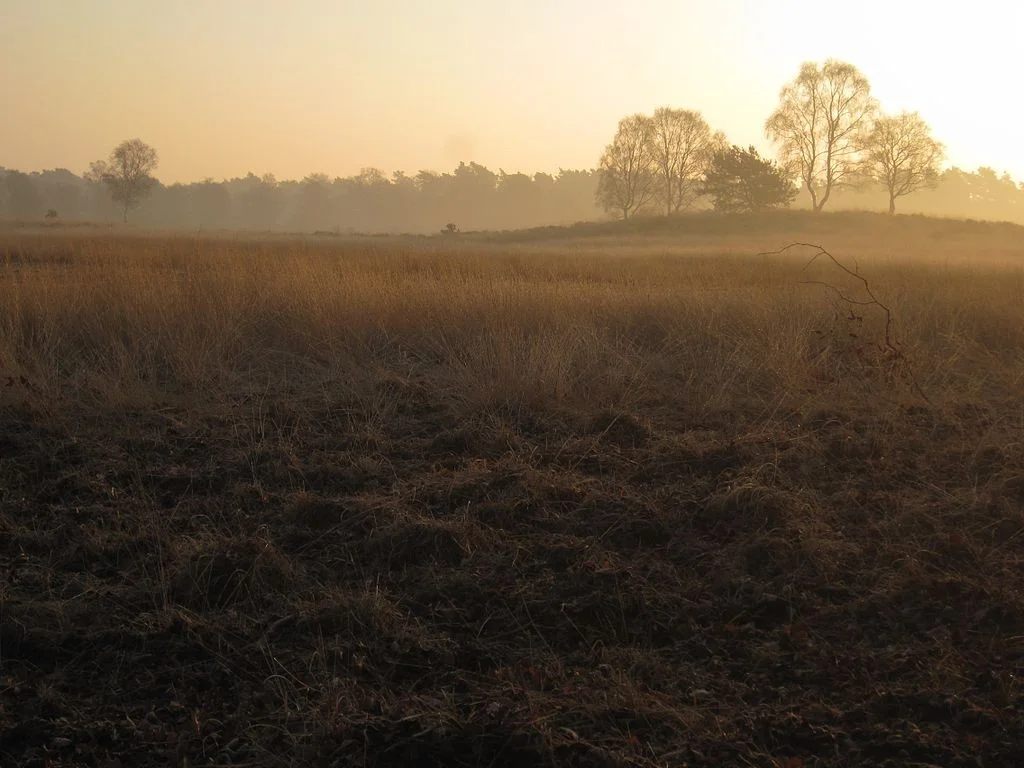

[864,111,945,213]
[649,107,723,215]
[596,115,657,220]
[765,60,877,211]
[88,139,159,223]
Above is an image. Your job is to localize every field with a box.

[2,212,1023,767]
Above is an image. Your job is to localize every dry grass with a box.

[2,215,1024,767]
[2,220,1022,414]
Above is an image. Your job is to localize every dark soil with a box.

[2,385,1023,767]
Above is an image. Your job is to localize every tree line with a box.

[2,58,1022,232]
[597,59,949,217]
[0,158,603,233]
[5,159,1020,234]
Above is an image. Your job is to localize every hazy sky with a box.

[2,0,1022,184]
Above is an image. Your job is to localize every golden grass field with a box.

[2,212,1023,766]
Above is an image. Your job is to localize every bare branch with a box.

[758,241,931,403]
[765,60,878,212]
[91,138,159,223]
[862,112,945,213]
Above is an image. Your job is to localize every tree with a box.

[552,169,601,222]
[702,145,797,213]
[649,107,723,215]
[497,170,540,228]
[235,173,282,230]
[596,114,657,220]
[47,183,82,220]
[450,162,498,229]
[344,167,395,231]
[5,171,43,217]
[88,139,159,223]
[765,60,877,212]
[863,112,944,213]
[188,178,233,228]
[292,173,334,231]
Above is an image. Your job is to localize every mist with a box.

[2,161,1023,234]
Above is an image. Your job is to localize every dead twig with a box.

[759,241,931,404]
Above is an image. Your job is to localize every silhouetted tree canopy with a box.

[4,52,1024,231]
[596,109,726,220]
[703,146,797,212]
[88,139,159,223]
[4,171,43,218]
[596,114,659,220]
[3,159,1023,232]
[766,60,877,212]
[650,108,724,215]
[863,112,945,214]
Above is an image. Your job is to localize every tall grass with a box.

[1,226,1022,419]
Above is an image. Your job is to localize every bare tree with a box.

[649,107,724,215]
[863,112,945,214]
[765,60,877,212]
[596,114,657,220]
[87,139,159,223]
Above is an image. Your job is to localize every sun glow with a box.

[1,0,1022,184]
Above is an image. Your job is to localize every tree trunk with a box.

[122,201,129,224]
[816,184,832,212]
[808,183,819,212]
[888,193,896,214]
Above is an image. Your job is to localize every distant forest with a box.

[2,162,1023,234]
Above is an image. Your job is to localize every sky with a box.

[2,0,1022,185]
